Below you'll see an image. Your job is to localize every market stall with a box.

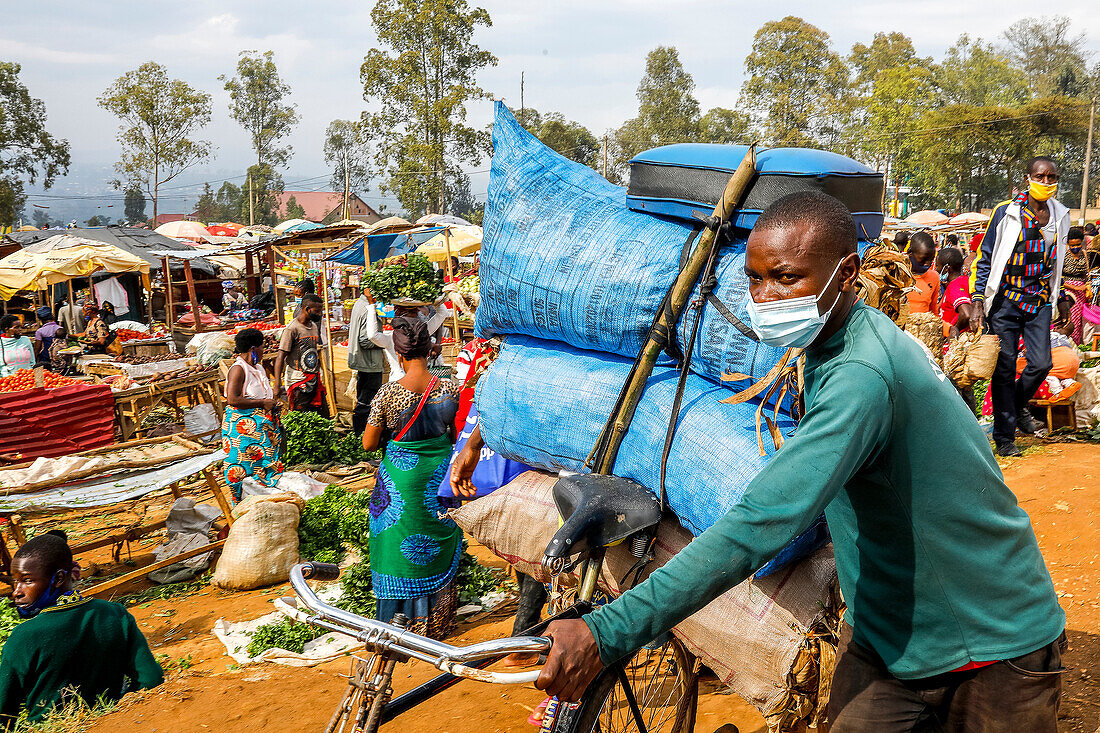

[0,371,115,458]
[0,435,235,596]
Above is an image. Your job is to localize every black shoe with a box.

[997,442,1022,457]
[1016,409,1039,436]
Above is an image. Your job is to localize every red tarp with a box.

[0,384,115,458]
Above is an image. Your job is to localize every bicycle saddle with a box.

[544,473,661,560]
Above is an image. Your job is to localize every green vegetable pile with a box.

[281,411,337,465]
[362,255,443,304]
[281,413,381,467]
[333,433,380,466]
[249,486,376,657]
[455,275,479,296]
[456,542,512,605]
[297,485,371,564]
[246,617,322,657]
[0,600,21,660]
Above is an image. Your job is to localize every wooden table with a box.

[113,370,225,441]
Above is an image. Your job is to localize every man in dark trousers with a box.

[970,157,1070,456]
[535,191,1065,731]
[346,289,386,434]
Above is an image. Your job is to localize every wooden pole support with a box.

[201,468,235,526]
[182,260,203,334]
[83,539,227,598]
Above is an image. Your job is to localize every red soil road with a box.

[79,443,1100,733]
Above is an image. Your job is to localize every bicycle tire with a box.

[552,636,698,733]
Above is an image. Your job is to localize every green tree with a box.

[699,108,753,144]
[360,0,496,217]
[1002,16,1090,98]
[449,173,483,224]
[0,62,70,229]
[519,108,601,168]
[284,195,306,220]
[612,46,701,178]
[31,209,50,229]
[324,119,372,218]
[98,62,213,225]
[85,214,110,227]
[847,32,926,95]
[739,16,849,147]
[124,186,146,223]
[239,163,283,226]
[934,35,1030,107]
[193,182,217,222]
[221,50,299,169]
[215,181,242,222]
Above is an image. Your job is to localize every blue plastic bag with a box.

[437,403,531,500]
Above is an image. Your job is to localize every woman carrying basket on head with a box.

[221,329,284,501]
[361,317,462,640]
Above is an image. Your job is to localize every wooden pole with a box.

[319,258,339,417]
[182,259,203,334]
[268,243,284,325]
[162,257,174,327]
[595,145,758,475]
[444,229,460,343]
[66,279,75,332]
[83,539,227,598]
[343,153,351,221]
[244,248,257,299]
[1081,99,1095,226]
[602,134,608,179]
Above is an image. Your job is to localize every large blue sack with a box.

[475,103,786,386]
[476,335,797,537]
[476,335,825,574]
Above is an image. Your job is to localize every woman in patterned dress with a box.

[362,317,461,639]
[221,329,284,501]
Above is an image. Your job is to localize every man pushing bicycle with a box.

[536,191,1066,732]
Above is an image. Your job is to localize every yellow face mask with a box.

[1028,178,1058,201]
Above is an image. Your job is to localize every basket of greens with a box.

[362,254,443,306]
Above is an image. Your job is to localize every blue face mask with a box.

[17,571,66,619]
[746,259,845,349]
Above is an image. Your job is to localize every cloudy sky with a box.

[7,0,1100,219]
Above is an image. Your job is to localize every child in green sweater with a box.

[0,531,163,725]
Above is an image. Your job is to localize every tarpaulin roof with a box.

[0,451,224,513]
[0,234,150,299]
[4,226,217,274]
[327,226,448,266]
[414,225,482,262]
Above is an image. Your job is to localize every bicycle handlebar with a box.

[283,563,551,685]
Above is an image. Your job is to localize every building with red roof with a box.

[275,191,382,224]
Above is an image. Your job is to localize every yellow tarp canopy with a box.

[414,225,482,262]
[0,234,151,299]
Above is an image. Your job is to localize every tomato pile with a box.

[226,321,280,335]
[116,329,156,341]
[0,370,84,393]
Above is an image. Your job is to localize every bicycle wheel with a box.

[556,636,698,733]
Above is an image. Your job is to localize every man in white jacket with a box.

[970,156,1070,456]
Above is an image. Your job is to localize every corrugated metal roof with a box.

[0,384,115,458]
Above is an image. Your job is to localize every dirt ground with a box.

[23,442,1098,733]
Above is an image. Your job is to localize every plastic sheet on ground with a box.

[0,451,225,513]
[213,585,358,667]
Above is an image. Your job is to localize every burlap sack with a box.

[450,471,842,727]
[903,312,945,366]
[213,495,302,590]
[944,333,1000,386]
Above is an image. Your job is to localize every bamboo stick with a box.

[595,146,758,475]
[201,467,234,527]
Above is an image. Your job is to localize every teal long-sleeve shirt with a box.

[585,302,1064,679]
[0,597,163,724]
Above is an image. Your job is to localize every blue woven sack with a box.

[476,103,788,387]
[475,102,692,358]
[476,336,825,574]
[476,335,791,533]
